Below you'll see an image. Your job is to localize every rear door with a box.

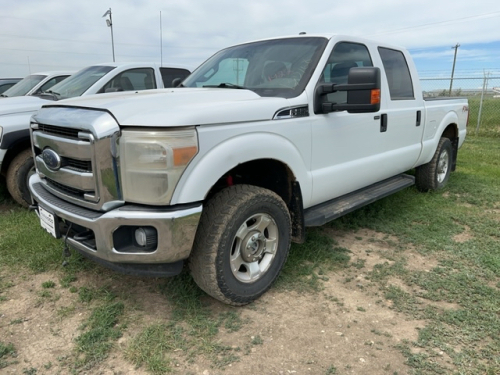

[376,47,425,171]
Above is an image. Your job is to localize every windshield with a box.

[2,75,46,97]
[182,37,328,98]
[46,65,115,99]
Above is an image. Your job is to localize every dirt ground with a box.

[0,228,443,375]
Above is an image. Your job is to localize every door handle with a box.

[380,114,388,132]
[416,110,421,126]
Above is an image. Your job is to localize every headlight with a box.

[119,128,198,205]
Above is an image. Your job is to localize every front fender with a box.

[171,130,312,205]
[0,112,34,171]
[0,112,35,146]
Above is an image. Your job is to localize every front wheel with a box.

[415,137,453,192]
[6,148,35,207]
[189,185,291,305]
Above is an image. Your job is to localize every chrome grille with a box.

[31,106,122,211]
[38,123,81,139]
[46,177,88,199]
[65,158,92,172]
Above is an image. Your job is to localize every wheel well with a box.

[0,139,31,177]
[206,159,305,243]
[441,123,458,172]
[442,123,457,140]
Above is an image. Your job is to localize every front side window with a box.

[378,47,414,100]
[100,68,157,93]
[35,75,70,95]
[182,37,328,98]
[319,42,373,104]
[2,75,46,97]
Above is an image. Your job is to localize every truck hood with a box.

[0,96,47,116]
[46,88,296,126]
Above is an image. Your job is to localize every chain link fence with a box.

[420,76,500,137]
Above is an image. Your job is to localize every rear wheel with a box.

[6,148,35,207]
[415,137,452,192]
[189,185,291,305]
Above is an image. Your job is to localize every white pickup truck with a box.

[29,34,468,305]
[0,62,190,206]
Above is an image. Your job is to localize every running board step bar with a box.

[304,174,415,227]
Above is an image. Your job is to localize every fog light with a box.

[134,227,157,248]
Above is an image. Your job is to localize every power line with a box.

[0,32,218,51]
[367,10,500,36]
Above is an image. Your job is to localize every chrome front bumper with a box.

[29,174,202,267]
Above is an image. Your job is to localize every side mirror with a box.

[314,67,381,114]
[172,78,183,88]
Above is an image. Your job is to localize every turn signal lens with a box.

[173,146,198,167]
[371,89,381,105]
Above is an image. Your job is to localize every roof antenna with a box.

[299,32,306,35]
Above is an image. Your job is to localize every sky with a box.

[1,0,499,83]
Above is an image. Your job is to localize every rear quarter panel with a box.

[416,97,468,166]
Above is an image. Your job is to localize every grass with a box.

[0,341,17,369]
[126,273,250,372]
[467,96,500,138]
[73,300,125,370]
[0,135,499,373]
[328,136,500,374]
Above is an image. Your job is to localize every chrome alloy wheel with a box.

[437,148,450,183]
[230,213,279,283]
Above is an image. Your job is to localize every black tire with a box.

[6,148,35,207]
[189,185,291,305]
[415,137,452,192]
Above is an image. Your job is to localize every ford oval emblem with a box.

[42,148,62,171]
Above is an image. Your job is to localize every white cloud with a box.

[1,0,499,77]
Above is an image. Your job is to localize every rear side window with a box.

[160,68,191,88]
[378,47,414,100]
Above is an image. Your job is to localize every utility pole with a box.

[102,8,115,62]
[449,43,460,96]
[160,11,163,66]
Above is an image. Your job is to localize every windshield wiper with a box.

[203,83,247,89]
[0,94,8,97]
